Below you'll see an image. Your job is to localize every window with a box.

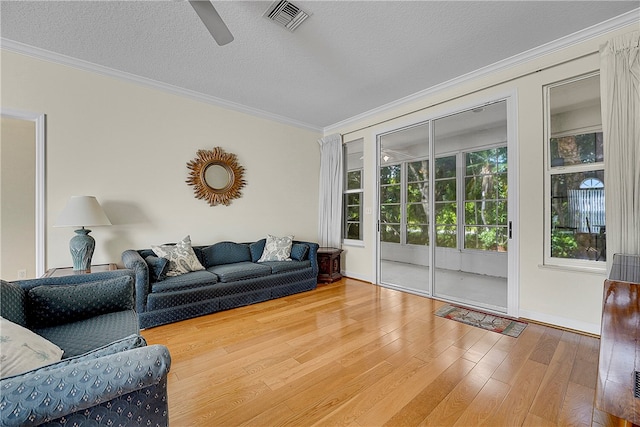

[434,156,457,247]
[406,160,429,245]
[545,73,605,265]
[379,155,462,249]
[343,139,364,241]
[380,163,402,243]
[464,147,508,251]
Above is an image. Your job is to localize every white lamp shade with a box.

[54,196,112,228]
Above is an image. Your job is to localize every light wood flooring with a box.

[141,278,614,426]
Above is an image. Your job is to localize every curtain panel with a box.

[600,30,640,269]
[318,134,343,248]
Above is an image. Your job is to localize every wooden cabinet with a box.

[317,247,343,284]
[595,254,640,426]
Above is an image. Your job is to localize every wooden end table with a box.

[317,247,343,284]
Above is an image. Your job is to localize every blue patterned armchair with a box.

[0,270,171,427]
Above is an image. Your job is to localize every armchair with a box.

[0,270,171,426]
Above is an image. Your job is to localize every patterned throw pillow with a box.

[0,316,64,378]
[151,235,205,277]
[258,234,294,262]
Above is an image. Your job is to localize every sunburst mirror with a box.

[186,147,246,206]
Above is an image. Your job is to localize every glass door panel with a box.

[378,123,430,294]
[432,101,509,312]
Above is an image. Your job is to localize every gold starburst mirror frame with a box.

[186,147,246,206]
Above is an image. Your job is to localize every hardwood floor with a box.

[141,278,612,426]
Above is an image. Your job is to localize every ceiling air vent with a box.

[264,0,310,32]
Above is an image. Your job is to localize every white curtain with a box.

[318,133,343,248]
[600,30,640,267]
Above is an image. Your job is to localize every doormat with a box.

[435,304,527,338]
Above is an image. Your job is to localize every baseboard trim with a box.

[339,273,602,336]
[341,270,372,284]
[518,309,601,336]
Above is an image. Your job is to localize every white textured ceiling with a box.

[1,1,638,130]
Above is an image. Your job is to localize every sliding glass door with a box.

[432,101,508,311]
[378,123,430,293]
[377,100,510,313]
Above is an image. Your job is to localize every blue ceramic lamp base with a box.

[70,228,95,271]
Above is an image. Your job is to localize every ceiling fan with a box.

[188,1,234,46]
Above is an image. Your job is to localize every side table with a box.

[317,247,343,284]
[42,263,119,278]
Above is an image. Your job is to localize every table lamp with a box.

[54,196,112,271]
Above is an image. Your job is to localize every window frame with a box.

[343,140,364,244]
[378,153,465,249]
[543,72,606,271]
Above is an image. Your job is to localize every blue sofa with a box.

[0,271,171,427]
[122,239,319,329]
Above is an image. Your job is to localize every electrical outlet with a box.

[17,269,27,279]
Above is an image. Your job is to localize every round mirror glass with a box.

[204,164,231,190]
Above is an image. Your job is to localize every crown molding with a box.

[324,8,640,135]
[0,38,322,133]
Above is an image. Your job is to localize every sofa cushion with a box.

[207,262,272,283]
[151,270,218,293]
[152,235,205,277]
[202,241,252,267]
[290,243,309,261]
[35,310,139,358]
[249,239,266,262]
[258,235,294,262]
[0,280,27,327]
[0,317,64,378]
[145,255,170,282]
[260,260,312,274]
[27,275,134,329]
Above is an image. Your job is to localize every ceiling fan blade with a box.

[188,1,234,46]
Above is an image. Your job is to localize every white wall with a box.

[0,117,36,280]
[1,50,321,270]
[331,23,638,334]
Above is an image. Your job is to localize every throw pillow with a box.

[290,243,309,261]
[145,255,170,282]
[0,316,64,378]
[0,334,148,381]
[151,235,205,277]
[249,239,266,262]
[258,234,294,262]
[27,276,134,329]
